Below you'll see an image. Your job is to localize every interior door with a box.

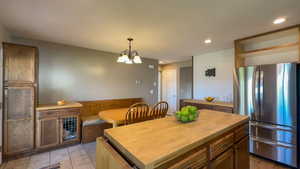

[179,67,193,99]
[259,63,296,127]
[162,68,177,114]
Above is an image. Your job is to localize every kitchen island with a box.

[96,109,249,169]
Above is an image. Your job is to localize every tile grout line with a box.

[1,162,6,169]
[67,146,74,169]
[48,151,51,168]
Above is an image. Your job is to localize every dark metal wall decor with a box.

[205,68,216,77]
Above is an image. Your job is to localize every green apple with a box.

[181,116,189,122]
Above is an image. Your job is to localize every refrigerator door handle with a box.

[253,69,260,119]
[259,70,264,116]
[233,68,240,114]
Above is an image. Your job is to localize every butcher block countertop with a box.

[182,99,234,108]
[104,109,249,169]
[36,102,82,111]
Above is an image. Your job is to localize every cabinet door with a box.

[60,115,80,143]
[96,138,132,169]
[3,43,37,83]
[37,117,60,148]
[4,87,35,155]
[234,136,249,169]
[211,149,234,169]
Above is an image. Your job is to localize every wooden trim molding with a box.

[234,25,300,68]
[235,24,300,41]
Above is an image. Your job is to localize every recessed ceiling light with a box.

[204,39,212,44]
[159,61,164,64]
[273,17,286,25]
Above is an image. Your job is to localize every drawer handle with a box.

[252,137,295,149]
[251,122,294,132]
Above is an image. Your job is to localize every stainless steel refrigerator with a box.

[234,63,298,168]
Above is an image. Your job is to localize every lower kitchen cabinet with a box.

[36,104,82,149]
[37,117,60,148]
[234,136,249,169]
[97,121,249,169]
[211,149,234,169]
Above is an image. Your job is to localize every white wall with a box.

[0,24,9,43]
[193,49,234,102]
[193,30,299,102]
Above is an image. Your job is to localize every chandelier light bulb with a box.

[133,55,142,64]
[117,38,142,64]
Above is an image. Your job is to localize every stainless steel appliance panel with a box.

[259,63,297,127]
[250,121,296,145]
[250,137,297,167]
[236,66,259,118]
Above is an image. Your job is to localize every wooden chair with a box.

[150,101,169,119]
[124,103,150,125]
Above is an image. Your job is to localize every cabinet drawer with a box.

[212,106,233,113]
[59,108,80,117]
[168,147,207,169]
[235,124,249,142]
[210,132,234,160]
[156,146,208,169]
[210,148,234,169]
[37,110,58,119]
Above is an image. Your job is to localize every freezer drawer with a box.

[250,121,296,145]
[250,136,297,168]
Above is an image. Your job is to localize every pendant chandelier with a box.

[117,38,142,64]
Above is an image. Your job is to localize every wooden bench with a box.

[79,98,143,143]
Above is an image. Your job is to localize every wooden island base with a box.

[96,110,249,169]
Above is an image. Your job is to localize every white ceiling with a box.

[0,0,300,63]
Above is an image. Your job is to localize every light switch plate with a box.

[149,89,154,95]
[148,64,154,69]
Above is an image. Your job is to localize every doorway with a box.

[161,68,177,115]
[179,67,193,100]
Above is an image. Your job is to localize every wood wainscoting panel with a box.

[80,98,143,117]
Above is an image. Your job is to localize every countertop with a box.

[182,99,233,108]
[36,102,83,111]
[104,109,249,169]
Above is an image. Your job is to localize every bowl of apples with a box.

[204,97,215,102]
[175,106,199,123]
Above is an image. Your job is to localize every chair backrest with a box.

[125,103,150,125]
[150,101,169,119]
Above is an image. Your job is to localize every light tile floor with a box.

[0,142,96,169]
[0,142,293,169]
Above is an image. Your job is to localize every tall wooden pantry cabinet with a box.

[3,43,38,158]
